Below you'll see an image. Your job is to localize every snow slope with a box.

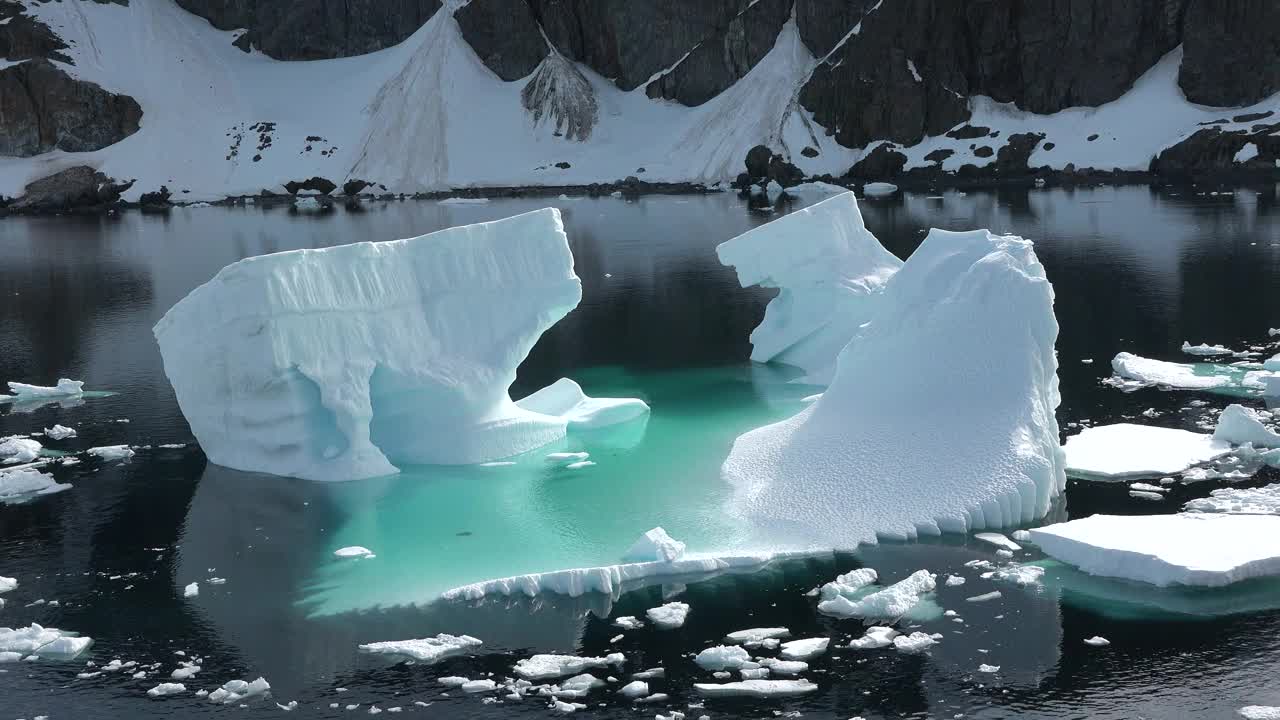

[722,227,1064,548]
[716,192,902,384]
[154,208,586,481]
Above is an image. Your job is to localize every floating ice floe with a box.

[892,632,938,653]
[724,627,791,645]
[207,677,270,704]
[1082,636,1111,647]
[979,663,1001,673]
[694,645,750,671]
[982,564,1045,587]
[43,425,76,441]
[617,680,648,699]
[782,181,847,197]
[0,577,15,593]
[154,209,652,482]
[622,527,686,563]
[862,182,898,197]
[0,467,71,503]
[438,197,491,205]
[1062,424,1231,480]
[779,637,828,660]
[1030,513,1280,587]
[715,192,903,384]
[645,602,689,630]
[334,546,376,559]
[1213,404,1280,448]
[87,445,135,462]
[147,682,186,697]
[974,532,1021,551]
[1185,484,1280,515]
[1240,707,1280,720]
[945,574,966,586]
[357,634,481,663]
[722,227,1063,547]
[966,591,1002,603]
[818,569,935,619]
[514,378,649,431]
[693,679,818,698]
[760,658,808,675]
[183,582,199,598]
[461,679,497,693]
[514,653,624,680]
[0,437,42,464]
[0,624,92,658]
[613,616,643,630]
[4,379,84,399]
[1182,342,1233,357]
[1109,352,1280,396]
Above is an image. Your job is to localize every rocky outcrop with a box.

[845,143,908,180]
[1179,0,1280,107]
[521,51,598,141]
[1150,126,1280,175]
[173,0,441,60]
[644,0,790,106]
[0,59,143,157]
[12,166,133,212]
[284,176,337,195]
[530,0,748,92]
[454,0,546,81]
[0,1,72,64]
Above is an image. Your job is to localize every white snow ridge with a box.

[154,209,652,481]
[722,218,1064,548]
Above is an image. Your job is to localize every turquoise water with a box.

[302,363,816,614]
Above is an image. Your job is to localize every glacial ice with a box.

[0,577,15,594]
[207,677,270,704]
[183,582,199,598]
[1062,424,1231,480]
[715,192,903,384]
[622,527,686,563]
[724,627,791,645]
[357,633,481,663]
[147,682,186,697]
[5,379,84,398]
[722,227,1063,547]
[154,209,592,482]
[822,569,936,619]
[693,679,817,698]
[515,378,649,430]
[1109,352,1250,391]
[848,627,899,649]
[1029,513,1280,587]
[974,532,1021,551]
[617,680,648,699]
[892,632,938,653]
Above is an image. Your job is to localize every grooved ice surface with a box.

[154,209,583,481]
[723,225,1064,548]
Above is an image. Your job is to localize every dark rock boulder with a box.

[800,146,819,158]
[993,132,1045,174]
[0,59,143,157]
[343,179,371,196]
[845,143,907,179]
[173,0,441,60]
[923,148,954,164]
[744,144,773,178]
[1179,0,1280,107]
[138,185,172,206]
[767,154,804,187]
[455,0,547,81]
[529,0,747,91]
[1149,127,1279,174]
[973,145,994,159]
[645,0,790,106]
[946,124,990,140]
[13,166,133,212]
[284,176,337,195]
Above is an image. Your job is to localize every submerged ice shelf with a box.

[722,222,1065,549]
[155,208,645,481]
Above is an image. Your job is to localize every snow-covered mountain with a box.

[0,0,1277,209]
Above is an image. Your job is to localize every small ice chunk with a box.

[207,677,270,704]
[0,436,42,463]
[438,676,470,687]
[514,653,623,680]
[565,460,595,470]
[171,664,201,680]
[1240,707,1280,720]
[1214,404,1280,448]
[515,378,649,430]
[759,658,807,675]
[821,569,935,619]
[622,527,686,563]
[944,575,966,586]
[693,679,818,698]
[147,682,186,697]
[278,701,299,711]
[645,602,689,630]
[1083,636,1110,647]
[1182,341,1232,357]
[0,624,92,658]
[966,592,1002,602]
[974,532,1021,551]
[1110,352,1234,390]
[818,568,878,601]
[552,699,584,713]
[6,379,84,398]
[546,452,589,462]
[1129,482,1167,493]
[183,582,199,598]
[982,564,1045,587]
[618,680,649,699]
[862,182,898,197]
[978,663,1000,673]
[43,425,76,441]
[0,468,71,503]
[779,637,828,661]
[694,645,750,671]
[848,626,898,649]
[334,546,376,559]
[892,632,937,653]
[358,634,482,663]
[1130,490,1164,501]
[1063,424,1230,480]
[0,577,17,594]
[724,627,790,645]
[631,667,664,680]
[87,445,135,462]
[739,667,769,679]
[1185,483,1280,515]
[461,679,497,693]
[613,616,643,630]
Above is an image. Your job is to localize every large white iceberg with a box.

[1062,424,1231,480]
[722,226,1064,547]
[154,209,595,481]
[715,192,903,384]
[1029,513,1280,587]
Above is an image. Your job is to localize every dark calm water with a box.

[2,186,1280,719]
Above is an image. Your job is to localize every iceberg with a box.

[1181,341,1232,356]
[515,378,649,431]
[153,209,587,482]
[1029,513,1280,587]
[715,192,903,384]
[1213,404,1280,448]
[1062,424,1231,480]
[4,379,84,398]
[722,227,1064,548]
[0,624,92,658]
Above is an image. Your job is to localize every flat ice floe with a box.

[357,633,481,663]
[693,679,818,697]
[1109,352,1279,396]
[715,192,903,384]
[0,624,93,658]
[1029,513,1280,587]
[1062,424,1231,480]
[722,226,1064,547]
[1181,342,1233,357]
[513,653,624,680]
[0,467,71,503]
[4,379,84,398]
[1185,484,1280,515]
[87,445,135,462]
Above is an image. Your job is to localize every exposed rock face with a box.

[1149,126,1280,175]
[845,143,908,179]
[13,166,133,211]
[0,1,71,63]
[455,0,546,81]
[1179,0,1280,107]
[173,0,441,60]
[284,176,337,195]
[645,0,790,106]
[0,59,143,157]
[530,0,748,91]
[521,51,598,141]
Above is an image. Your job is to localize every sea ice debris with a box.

[87,445,134,462]
[6,379,84,398]
[1182,342,1232,356]
[779,637,828,660]
[1083,636,1111,647]
[848,627,898,649]
[724,627,790,645]
[974,532,1021,551]
[693,679,818,698]
[43,425,76,441]
[862,182,898,197]
[645,602,689,629]
[693,645,750,671]
[514,653,623,680]
[0,468,71,503]
[148,683,186,697]
[1213,404,1280,448]
[618,681,648,699]
[358,634,481,663]
[1062,424,1230,480]
[892,632,937,653]
[334,546,376,559]
[622,527,686,563]
[0,437,41,463]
